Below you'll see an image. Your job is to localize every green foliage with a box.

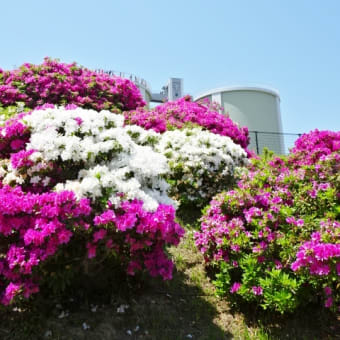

[0,103,30,123]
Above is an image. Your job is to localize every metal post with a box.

[255,131,259,154]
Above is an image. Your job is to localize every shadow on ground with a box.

[228,301,340,340]
[0,250,234,340]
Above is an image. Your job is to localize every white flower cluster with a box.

[0,159,25,185]
[24,108,127,163]
[21,106,175,211]
[124,125,160,147]
[124,124,248,173]
[156,127,247,174]
[154,127,248,204]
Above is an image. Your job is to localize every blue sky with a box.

[1,0,339,134]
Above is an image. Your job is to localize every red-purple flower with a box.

[252,286,263,295]
[230,282,241,293]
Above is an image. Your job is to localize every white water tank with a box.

[194,86,285,154]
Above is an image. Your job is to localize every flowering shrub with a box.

[0,58,145,113]
[154,127,248,207]
[91,200,184,279]
[0,105,184,305]
[124,96,250,153]
[0,186,91,305]
[195,147,340,313]
[289,129,340,166]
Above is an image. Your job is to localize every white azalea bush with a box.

[156,128,248,207]
[124,125,249,207]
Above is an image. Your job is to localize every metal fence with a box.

[95,69,151,92]
[248,131,302,155]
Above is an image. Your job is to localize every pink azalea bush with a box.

[290,129,340,165]
[0,103,185,305]
[0,185,91,305]
[0,58,145,113]
[124,96,250,154]
[91,200,184,279]
[195,133,340,313]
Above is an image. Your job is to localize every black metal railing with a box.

[248,131,302,155]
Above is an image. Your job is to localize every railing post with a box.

[255,131,259,154]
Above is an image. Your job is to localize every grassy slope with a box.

[0,230,338,340]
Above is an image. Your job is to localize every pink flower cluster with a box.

[291,228,340,277]
[290,129,340,166]
[0,58,145,111]
[91,200,184,280]
[0,186,184,305]
[0,113,30,158]
[124,96,250,152]
[10,149,35,169]
[0,185,91,305]
[290,222,340,309]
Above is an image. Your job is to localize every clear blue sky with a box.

[1,0,339,134]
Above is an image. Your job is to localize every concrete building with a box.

[194,86,285,154]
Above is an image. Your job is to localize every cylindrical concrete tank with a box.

[194,86,285,154]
